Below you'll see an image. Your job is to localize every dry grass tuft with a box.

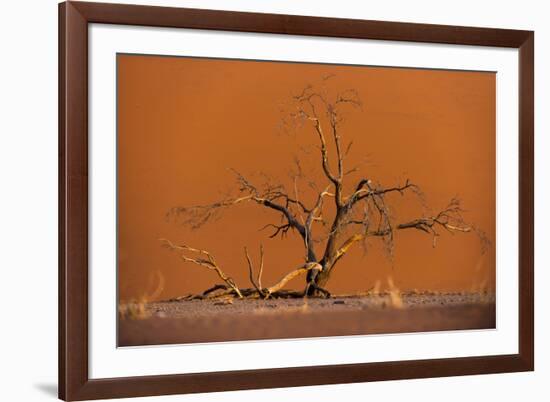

[119,300,151,320]
[387,276,404,309]
[119,271,165,320]
[372,280,381,296]
[299,299,310,313]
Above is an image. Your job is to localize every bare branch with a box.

[160,239,243,298]
[170,169,309,242]
[305,185,332,232]
[291,86,340,187]
[311,116,340,186]
[244,246,264,296]
[167,194,254,230]
[396,198,472,244]
[347,178,417,207]
[259,222,292,239]
[258,244,265,290]
[331,198,474,265]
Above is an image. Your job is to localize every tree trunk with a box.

[314,266,332,288]
[305,259,336,296]
[310,206,344,282]
[303,207,346,295]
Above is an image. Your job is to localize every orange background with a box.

[117,54,496,302]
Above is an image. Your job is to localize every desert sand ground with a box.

[118,292,495,347]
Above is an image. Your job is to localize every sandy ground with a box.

[118,293,495,347]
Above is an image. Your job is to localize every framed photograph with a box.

[59,1,533,400]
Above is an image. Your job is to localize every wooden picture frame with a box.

[59,1,534,400]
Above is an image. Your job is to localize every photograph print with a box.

[116,54,495,347]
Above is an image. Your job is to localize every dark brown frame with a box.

[59,1,534,400]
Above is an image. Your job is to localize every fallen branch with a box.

[266,262,322,295]
[162,239,329,300]
[160,239,243,298]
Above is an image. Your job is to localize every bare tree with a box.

[164,79,486,298]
